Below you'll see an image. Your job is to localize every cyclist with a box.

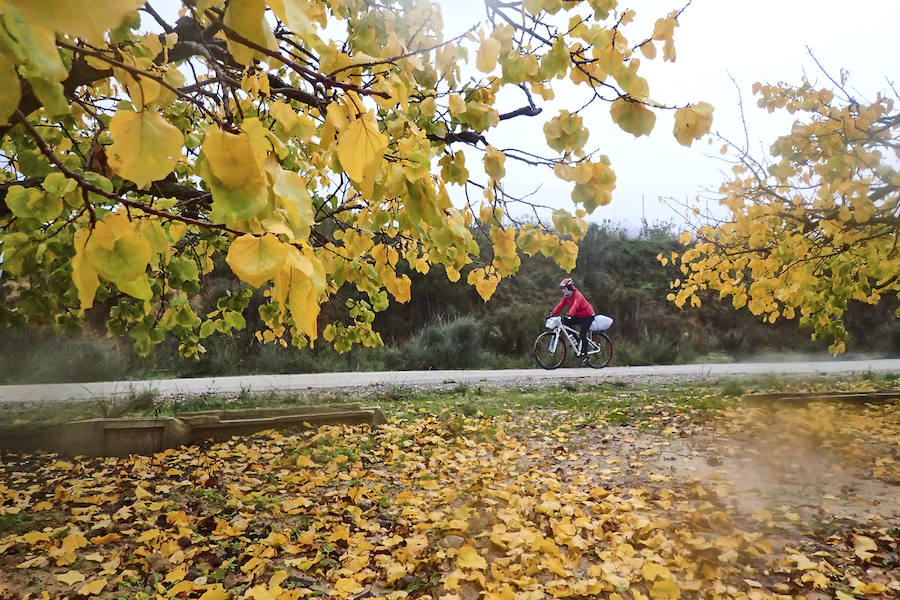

[549,278,595,365]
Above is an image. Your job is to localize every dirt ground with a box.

[1,395,897,600]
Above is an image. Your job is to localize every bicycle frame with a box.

[547,323,603,356]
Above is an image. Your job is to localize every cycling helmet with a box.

[559,277,574,289]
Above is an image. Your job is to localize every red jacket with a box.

[551,288,595,318]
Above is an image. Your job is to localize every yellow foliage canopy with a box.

[668,79,900,352]
[0,0,711,355]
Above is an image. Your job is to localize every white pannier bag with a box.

[590,314,613,331]
[545,316,562,329]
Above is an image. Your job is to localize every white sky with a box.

[153,0,900,230]
[437,0,900,229]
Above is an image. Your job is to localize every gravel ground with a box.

[2,359,900,405]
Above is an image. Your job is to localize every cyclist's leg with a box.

[578,316,593,356]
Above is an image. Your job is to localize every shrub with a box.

[614,331,696,366]
[0,327,137,384]
[384,316,495,370]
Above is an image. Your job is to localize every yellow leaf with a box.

[226,234,289,288]
[202,128,263,190]
[76,578,107,596]
[289,267,320,341]
[168,580,194,596]
[642,562,671,581]
[336,113,388,184]
[166,510,191,528]
[107,109,183,188]
[457,545,487,570]
[477,36,502,73]
[332,578,363,597]
[483,146,506,180]
[853,581,888,595]
[789,553,817,571]
[650,578,680,600]
[17,0,144,45]
[165,564,188,584]
[113,60,162,109]
[383,272,411,303]
[610,98,656,137]
[270,100,299,132]
[269,163,314,240]
[0,52,21,125]
[449,94,467,117]
[295,454,316,467]
[89,533,122,545]
[16,556,46,569]
[72,229,99,309]
[267,0,316,35]
[21,531,51,545]
[245,584,281,600]
[544,556,568,577]
[673,102,714,147]
[223,0,278,66]
[852,535,877,561]
[57,570,86,586]
[198,585,231,600]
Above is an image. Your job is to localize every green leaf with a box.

[84,214,153,283]
[6,185,61,222]
[610,98,656,137]
[168,256,200,294]
[199,320,217,338]
[540,35,570,79]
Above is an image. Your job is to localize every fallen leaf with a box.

[77,578,107,596]
[457,545,488,570]
[57,570,86,585]
[852,535,877,561]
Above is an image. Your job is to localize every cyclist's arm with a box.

[550,297,569,316]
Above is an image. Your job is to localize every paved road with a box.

[2,359,900,403]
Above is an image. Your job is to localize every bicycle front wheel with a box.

[583,332,613,368]
[534,331,566,370]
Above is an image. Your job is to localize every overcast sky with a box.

[438,0,900,229]
[154,0,899,230]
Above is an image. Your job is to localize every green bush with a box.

[479,304,548,357]
[0,327,138,384]
[613,331,696,366]
[384,316,496,370]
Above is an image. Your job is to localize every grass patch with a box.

[3,373,898,430]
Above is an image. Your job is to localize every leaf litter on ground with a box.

[0,376,898,600]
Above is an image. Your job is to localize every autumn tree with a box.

[0,0,712,356]
[668,74,899,352]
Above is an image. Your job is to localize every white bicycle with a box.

[534,316,613,369]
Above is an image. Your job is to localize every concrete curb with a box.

[0,405,386,457]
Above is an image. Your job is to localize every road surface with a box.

[2,359,900,404]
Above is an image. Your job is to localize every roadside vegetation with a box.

[3,223,900,385]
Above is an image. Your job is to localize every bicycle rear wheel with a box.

[534,331,566,369]
[583,332,613,368]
